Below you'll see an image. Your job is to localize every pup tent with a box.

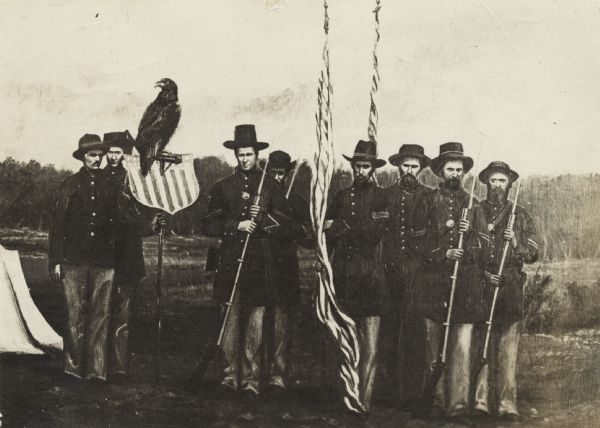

[0,245,62,354]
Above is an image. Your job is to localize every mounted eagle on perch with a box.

[135,78,182,175]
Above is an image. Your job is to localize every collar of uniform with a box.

[396,179,418,193]
[484,198,507,208]
[107,164,126,175]
[80,166,100,179]
[235,166,261,178]
[352,180,375,191]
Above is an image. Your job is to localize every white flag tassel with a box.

[310,0,364,414]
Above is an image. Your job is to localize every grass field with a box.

[1,229,600,427]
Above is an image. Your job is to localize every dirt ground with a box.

[1,233,600,427]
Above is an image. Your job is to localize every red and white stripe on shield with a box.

[123,154,200,214]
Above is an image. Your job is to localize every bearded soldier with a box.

[412,142,490,421]
[202,125,291,401]
[264,150,311,398]
[380,144,432,410]
[474,162,539,423]
[324,140,388,413]
[102,131,163,383]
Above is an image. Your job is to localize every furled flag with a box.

[123,154,200,214]
[310,0,364,414]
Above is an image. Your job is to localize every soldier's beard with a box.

[488,186,507,205]
[400,173,417,188]
[445,176,461,190]
[354,174,371,185]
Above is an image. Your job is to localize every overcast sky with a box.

[1,0,599,176]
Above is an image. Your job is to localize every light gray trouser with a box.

[268,306,291,388]
[357,316,381,411]
[474,321,520,416]
[424,319,473,416]
[109,274,138,376]
[221,293,265,394]
[62,263,114,381]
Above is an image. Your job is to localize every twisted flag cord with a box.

[310,0,365,414]
[367,0,382,144]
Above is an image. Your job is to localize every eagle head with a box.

[155,78,178,101]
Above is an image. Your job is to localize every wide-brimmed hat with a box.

[268,150,296,171]
[342,140,386,169]
[72,134,106,160]
[478,161,519,184]
[388,144,431,168]
[103,130,135,155]
[430,142,474,177]
[223,124,269,151]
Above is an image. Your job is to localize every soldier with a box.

[48,134,150,382]
[380,144,432,410]
[474,161,539,423]
[411,142,490,421]
[202,124,291,401]
[102,131,163,383]
[264,150,311,398]
[324,140,388,413]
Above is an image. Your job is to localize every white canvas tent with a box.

[0,245,62,354]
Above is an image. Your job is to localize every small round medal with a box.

[242,191,250,200]
[446,219,455,228]
[488,223,494,232]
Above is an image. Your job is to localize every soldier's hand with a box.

[152,213,167,231]
[485,271,502,287]
[504,227,518,248]
[459,219,470,233]
[51,264,62,282]
[323,220,334,230]
[238,220,257,234]
[446,248,464,261]
[249,203,262,219]
[314,260,325,273]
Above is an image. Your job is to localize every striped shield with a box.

[123,154,200,214]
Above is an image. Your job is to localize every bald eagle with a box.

[135,78,181,175]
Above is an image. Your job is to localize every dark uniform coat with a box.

[412,183,490,323]
[103,165,151,280]
[49,168,119,269]
[49,167,149,270]
[383,181,432,307]
[481,200,539,323]
[203,167,292,307]
[268,192,311,308]
[326,181,388,317]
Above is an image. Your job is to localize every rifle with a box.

[420,172,478,412]
[285,159,301,199]
[474,180,521,388]
[187,155,271,387]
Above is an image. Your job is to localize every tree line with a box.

[0,156,597,262]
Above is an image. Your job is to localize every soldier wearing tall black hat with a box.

[49,134,152,383]
[380,144,432,409]
[263,150,312,397]
[473,161,539,423]
[323,140,388,412]
[202,125,292,401]
[411,142,490,421]
[102,131,163,383]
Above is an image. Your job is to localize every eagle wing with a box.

[135,101,181,175]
